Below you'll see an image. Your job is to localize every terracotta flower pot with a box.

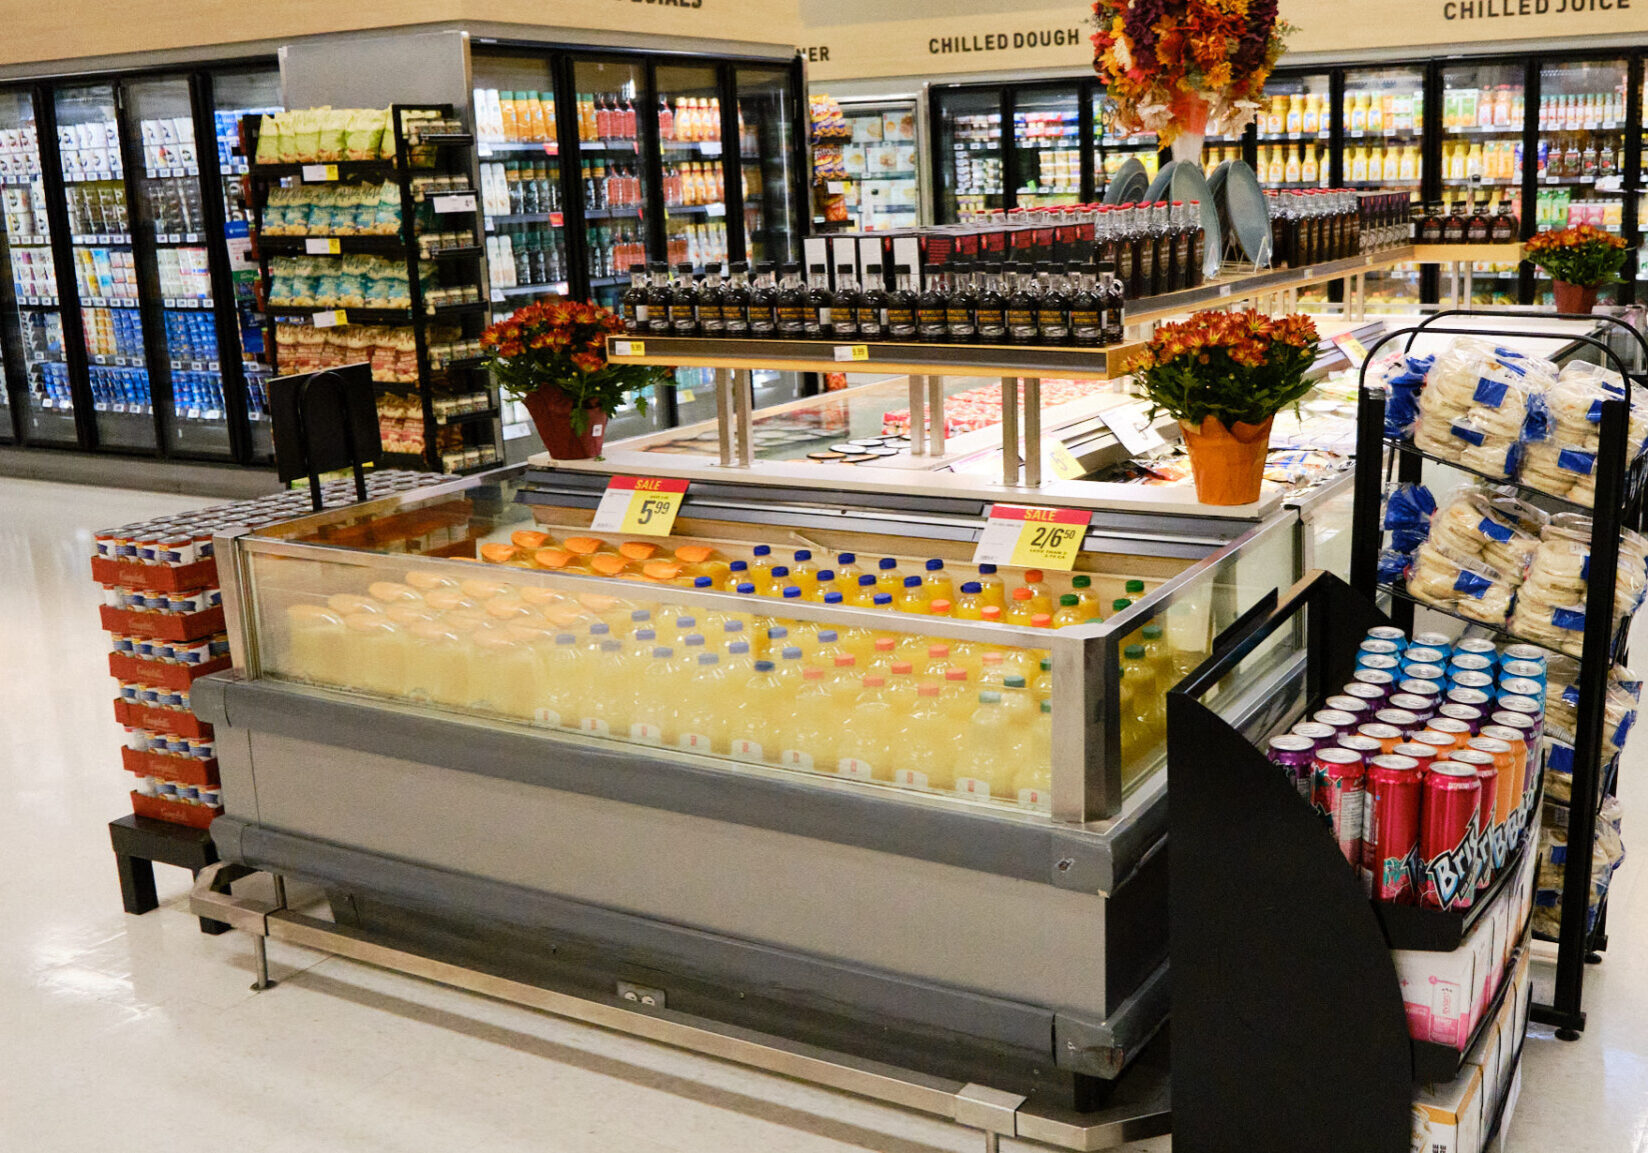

[522,388,607,460]
[1552,280,1600,315]
[1179,414,1274,506]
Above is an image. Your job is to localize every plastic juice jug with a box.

[952,581,987,621]
[581,639,627,733]
[811,629,848,669]
[885,662,919,707]
[978,650,1010,687]
[872,593,895,613]
[838,675,895,780]
[789,549,821,593]
[1006,586,1037,626]
[1303,93,1321,135]
[939,667,973,723]
[1031,656,1053,704]
[835,553,864,584]
[403,619,463,706]
[1031,613,1053,629]
[725,560,750,592]
[897,575,931,614]
[343,613,406,697]
[626,647,676,745]
[1013,700,1055,810]
[809,569,838,602]
[922,643,953,677]
[999,674,1035,723]
[780,667,836,771]
[923,559,954,603]
[1021,569,1054,614]
[676,652,729,754]
[848,574,879,607]
[718,620,749,655]
[826,654,862,706]
[1140,623,1171,686]
[953,692,1014,799]
[761,566,791,597]
[775,644,807,686]
[730,659,784,762]
[469,628,533,716]
[875,557,902,597]
[974,564,1006,608]
[868,636,900,672]
[1053,594,1088,628]
[1069,574,1102,617]
[1122,642,1163,747]
[285,604,346,683]
[928,599,953,618]
[748,544,777,591]
[981,605,1003,624]
[894,683,954,791]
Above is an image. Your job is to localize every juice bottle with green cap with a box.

[1020,569,1054,616]
[730,658,783,762]
[975,563,1007,608]
[748,545,777,592]
[1006,585,1038,626]
[1122,641,1163,749]
[1070,574,1102,617]
[835,553,864,584]
[1140,622,1170,686]
[847,573,879,607]
[1111,597,1132,618]
[1013,700,1054,810]
[999,673,1035,725]
[953,581,987,620]
[897,574,931,614]
[875,556,902,597]
[954,691,1014,799]
[894,682,953,791]
[1125,578,1147,599]
[839,674,895,780]
[790,549,821,593]
[1052,594,1089,628]
[809,568,838,602]
[781,666,836,771]
[923,558,954,603]
[1031,656,1052,704]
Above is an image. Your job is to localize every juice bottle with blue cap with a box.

[760,565,791,597]
[952,581,986,620]
[835,553,864,584]
[676,651,730,753]
[626,608,654,637]
[730,658,784,762]
[838,674,895,780]
[775,644,807,685]
[765,624,792,660]
[974,563,1006,608]
[847,573,879,607]
[875,556,902,597]
[781,667,836,771]
[748,545,777,592]
[789,549,821,593]
[953,691,1014,799]
[535,631,582,724]
[923,558,954,602]
[810,628,847,668]
[718,619,748,654]
[580,639,627,734]
[627,646,676,745]
[726,559,750,591]
[897,574,931,614]
[872,591,895,613]
[809,568,838,602]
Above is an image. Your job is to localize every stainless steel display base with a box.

[192,864,1171,1153]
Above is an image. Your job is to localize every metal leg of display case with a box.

[190,865,1171,1152]
[1001,377,1020,486]
[1023,377,1042,488]
[734,368,754,468]
[909,374,928,457]
[1463,263,1474,306]
[928,374,945,457]
[715,368,734,467]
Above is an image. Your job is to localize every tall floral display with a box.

[1092,0,1292,158]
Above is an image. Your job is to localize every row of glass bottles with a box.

[487,227,568,289]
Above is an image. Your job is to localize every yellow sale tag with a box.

[833,344,869,361]
[1333,333,1369,366]
[973,505,1090,572]
[590,476,689,537]
[1049,441,1085,480]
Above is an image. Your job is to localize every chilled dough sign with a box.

[804,6,1092,80]
[927,27,1085,55]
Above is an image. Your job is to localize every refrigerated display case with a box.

[655,63,730,292]
[1252,72,1332,191]
[575,57,652,314]
[0,87,72,446]
[809,96,920,234]
[934,86,1003,221]
[736,65,803,263]
[1013,85,1082,211]
[1093,90,1158,201]
[1534,57,1630,305]
[1341,65,1427,311]
[1438,60,1528,306]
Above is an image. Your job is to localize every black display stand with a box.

[269,362,380,511]
[1167,572,1538,1153]
[109,814,235,934]
[1350,310,1648,1039]
[243,104,499,475]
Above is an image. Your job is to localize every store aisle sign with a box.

[1280,0,1648,50]
[802,6,1091,80]
[590,476,689,536]
[974,504,1090,571]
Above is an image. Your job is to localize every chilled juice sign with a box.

[1281,0,1648,50]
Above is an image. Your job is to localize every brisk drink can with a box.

[1324,695,1372,718]
[1450,670,1495,694]
[1447,653,1494,679]
[1448,747,1498,889]
[1421,760,1482,910]
[1313,708,1359,734]
[1391,741,1441,772]
[1398,679,1444,708]
[1267,735,1317,798]
[1357,722,1404,754]
[1499,676,1544,701]
[1411,730,1459,761]
[1403,647,1448,671]
[1469,735,1519,846]
[1375,707,1421,734]
[1454,636,1498,663]
[1290,721,1338,750]
[1402,663,1446,684]
[1480,724,1530,804]
[1436,702,1484,736]
[1356,653,1401,674]
[1359,638,1401,660]
[1366,626,1408,649]
[1341,682,1388,709]
[1363,754,1422,903]
[1313,747,1365,866]
[1427,716,1474,750]
[1501,643,1546,666]
[1336,733,1384,764]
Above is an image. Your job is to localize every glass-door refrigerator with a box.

[0,88,71,446]
[208,67,281,461]
[1342,65,1427,312]
[55,82,154,451]
[1253,71,1332,192]
[1439,59,1528,306]
[570,57,653,314]
[655,63,729,292]
[934,86,1003,221]
[1093,88,1158,202]
[736,65,804,264]
[1534,57,1629,306]
[817,96,920,233]
[1011,84,1082,211]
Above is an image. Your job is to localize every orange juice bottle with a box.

[1070,574,1102,617]
[526,92,549,142]
[747,544,778,591]
[896,574,930,614]
[1053,594,1089,628]
[874,557,902,597]
[922,558,954,603]
[500,92,520,141]
[1006,586,1037,626]
[974,563,1007,608]
[1020,569,1054,616]
[952,580,986,620]
[834,552,865,585]
[928,598,953,618]
[847,573,880,607]
[809,567,839,603]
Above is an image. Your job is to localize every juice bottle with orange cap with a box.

[838,674,896,780]
[928,598,953,618]
[921,642,953,677]
[981,605,1004,625]
[893,682,953,791]
[1006,586,1038,626]
[866,635,899,671]
[1020,570,1054,616]
[885,661,919,708]
[825,653,863,706]
[780,666,837,771]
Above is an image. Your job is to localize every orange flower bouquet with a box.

[481,300,662,458]
[1130,309,1319,503]
[1092,0,1292,150]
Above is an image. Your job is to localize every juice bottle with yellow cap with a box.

[838,674,896,781]
[974,563,1006,608]
[922,559,954,603]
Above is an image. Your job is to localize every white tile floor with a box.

[0,475,1642,1152]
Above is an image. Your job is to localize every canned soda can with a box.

[1448,653,1494,677]
[1427,716,1474,749]
[1501,643,1547,666]
[1375,707,1421,733]
[1500,676,1544,700]
[1357,722,1404,754]
[95,533,114,558]
[153,642,177,663]
[1420,760,1482,909]
[1480,724,1531,806]
[1398,680,1444,706]
[1450,669,1495,693]
[139,685,163,705]
[1391,741,1441,771]
[1500,658,1546,683]
[1454,637,1498,663]
[1411,729,1459,759]
[1341,682,1388,708]
[1313,747,1365,866]
[167,736,190,756]
[156,780,178,800]
[1446,686,1492,709]
[1336,733,1384,764]
[199,787,222,808]
[1437,702,1484,735]
[1403,647,1449,671]
[1402,662,1447,684]
[1356,652,1401,673]
[1313,708,1359,734]
[1388,691,1436,719]
[1496,695,1543,727]
[1267,735,1318,798]
[1324,695,1372,717]
[1352,668,1397,698]
[1366,626,1408,649]
[133,638,157,660]
[1469,736,1518,838]
[119,683,140,703]
[176,784,200,804]
[1447,747,1499,890]
[1290,721,1339,749]
[1359,638,1401,659]
[1412,631,1453,653]
[1364,754,1422,903]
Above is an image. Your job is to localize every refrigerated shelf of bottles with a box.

[189,458,1317,1139]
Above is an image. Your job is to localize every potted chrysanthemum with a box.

[480,301,662,459]
[1131,309,1320,505]
[1525,223,1629,314]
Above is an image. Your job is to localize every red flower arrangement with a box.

[1524,223,1629,289]
[480,300,661,434]
[1091,0,1292,146]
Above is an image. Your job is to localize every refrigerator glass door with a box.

[655,63,729,293]
[126,74,230,458]
[0,89,70,444]
[56,82,154,450]
[211,67,281,461]
[573,58,651,312]
[1012,85,1081,210]
[1439,61,1527,306]
[1535,58,1628,306]
[736,66,802,266]
[1093,88,1158,201]
[1340,66,1427,313]
[935,86,1003,221]
[1253,72,1332,192]
[829,100,919,233]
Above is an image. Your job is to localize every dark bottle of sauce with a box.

[1490,202,1517,244]
[855,262,886,340]
[1005,264,1040,345]
[1417,202,1444,245]
[1036,265,1072,346]
[621,263,649,334]
[697,264,726,337]
[1069,264,1102,348]
[669,262,701,336]
[774,262,808,338]
[722,261,751,338]
[1115,205,1139,294]
[645,261,673,337]
[1441,200,1466,245]
[1184,200,1206,287]
[1267,192,1290,269]
[1465,191,1491,244]
[1167,201,1189,292]
[946,262,978,343]
[886,265,919,340]
[916,264,949,343]
[1096,205,1121,270]
[974,264,1008,343]
[1100,262,1126,346]
[747,262,778,338]
[830,263,861,341]
[1148,202,1172,296]
[802,263,833,339]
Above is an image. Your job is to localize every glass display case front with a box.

[736,66,802,265]
[575,57,651,312]
[1343,65,1427,312]
[1093,88,1158,201]
[655,63,728,291]
[475,57,571,310]
[0,88,69,445]
[1253,72,1332,191]
[1535,57,1628,306]
[1440,60,1526,307]
[823,98,919,233]
[1013,85,1081,211]
[935,86,1002,221]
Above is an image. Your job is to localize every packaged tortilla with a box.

[254,114,282,165]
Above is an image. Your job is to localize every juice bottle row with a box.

[479,161,560,217]
[663,161,723,207]
[1442,86,1524,131]
[473,90,558,144]
[1341,91,1424,136]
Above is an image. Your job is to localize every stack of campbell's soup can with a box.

[1265,625,1544,912]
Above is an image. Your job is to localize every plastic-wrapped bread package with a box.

[1546,658,1640,755]
[1532,797,1624,939]
[1425,490,1542,582]
[1410,339,1551,480]
[1507,520,1648,656]
[1376,352,1435,439]
[1383,482,1436,555]
[1405,540,1516,624]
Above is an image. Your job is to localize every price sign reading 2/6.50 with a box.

[589,476,690,537]
[972,504,1091,571]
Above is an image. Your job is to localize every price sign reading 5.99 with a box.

[589,476,690,537]
[972,504,1091,571]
